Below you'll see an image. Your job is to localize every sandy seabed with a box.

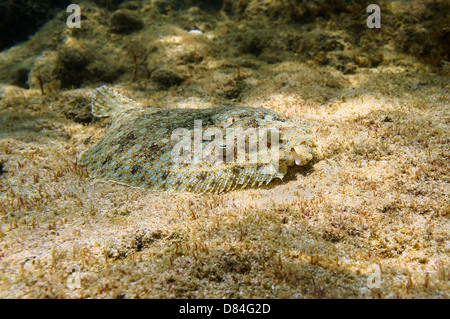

[0,0,448,298]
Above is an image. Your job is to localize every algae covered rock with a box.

[110,9,144,34]
[150,68,185,88]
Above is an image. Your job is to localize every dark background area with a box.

[0,0,74,51]
[0,0,228,51]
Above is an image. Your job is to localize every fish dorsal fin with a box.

[91,85,136,118]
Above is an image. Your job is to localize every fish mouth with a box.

[290,146,313,166]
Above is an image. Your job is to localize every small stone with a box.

[188,30,203,35]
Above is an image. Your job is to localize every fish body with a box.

[80,86,316,193]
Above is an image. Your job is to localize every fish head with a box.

[275,123,316,168]
[212,107,316,175]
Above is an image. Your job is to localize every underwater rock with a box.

[110,9,144,34]
[119,1,143,10]
[55,45,93,88]
[150,68,184,88]
[10,67,31,89]
[92,0,124,11]
[62,95,94,124]
[238,33,264,56]
[152,0,177,14]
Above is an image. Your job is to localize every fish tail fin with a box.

[91,86,135,117]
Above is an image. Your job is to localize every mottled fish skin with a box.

[79,86,316,193]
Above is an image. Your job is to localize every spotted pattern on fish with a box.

[79,86,316,193]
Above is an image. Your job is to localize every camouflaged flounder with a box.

[79,86,316,193]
